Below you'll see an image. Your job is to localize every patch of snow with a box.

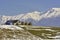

[45,29,55,32]
[0,25,24,30]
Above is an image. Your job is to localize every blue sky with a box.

[0,0,60,15]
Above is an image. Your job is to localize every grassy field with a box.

[27,27,60,39]
[0,28,41,40]
[0,26,60,40]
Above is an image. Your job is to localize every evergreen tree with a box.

[28,22,32,25]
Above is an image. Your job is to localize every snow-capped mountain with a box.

[43,8,60,18]
[37,8,60,26]
[0,8,60,27]
[1,11,42,24]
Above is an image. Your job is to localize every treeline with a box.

[5,20,32,26]
[21,21,32,25]
[13,20,32,26]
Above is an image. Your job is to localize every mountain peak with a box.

[21,11,41,21]
[27,11,41,15]
[52,8,60,11]
[33,11,40,14]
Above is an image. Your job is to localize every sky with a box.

[0,0,60,16]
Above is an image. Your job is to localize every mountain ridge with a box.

[0,8,60,27]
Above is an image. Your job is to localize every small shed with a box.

[5,20,20,25]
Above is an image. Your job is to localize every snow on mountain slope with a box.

[1,11,41,24]
[37,8,60,26]
[0,8,60,26]
[1,14,25,24]
[41,8,60,18]
[48,8,60,17]
[21,11,41,21]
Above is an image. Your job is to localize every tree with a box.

[24,22,28,25]
[21,21,24,25]
[28,22,32,25]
